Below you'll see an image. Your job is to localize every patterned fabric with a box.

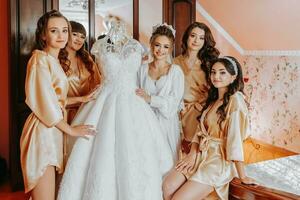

[246,155,300,195]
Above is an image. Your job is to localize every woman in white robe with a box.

[136,24,184,161]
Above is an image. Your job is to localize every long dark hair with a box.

[35,10,71,71]
[59,21,94,78]
[181,22,220,79]
[198,56,244,126]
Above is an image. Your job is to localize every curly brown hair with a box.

[181,22,220,79]
[35,10,71,72]
[198,56,245,126]
[76,48,95,79]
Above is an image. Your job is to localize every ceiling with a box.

[198,0,300,51]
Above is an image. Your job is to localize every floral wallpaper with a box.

[243,56,300,153]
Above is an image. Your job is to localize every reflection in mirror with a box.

[59,0,89,37]
[139,0,162,49]
[95,0,133,40]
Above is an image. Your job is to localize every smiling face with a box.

[187,27,205,52]
[43,17,69,50]
[210,62,236,89]
[68,31,86,51]
[151,35,173,61]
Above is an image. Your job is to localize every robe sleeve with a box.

[225,109,249,161]
[150,65,184,119]
[25,54,63,127]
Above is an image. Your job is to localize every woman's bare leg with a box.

[171,180,214,200]
[162,169,186,200]
[31,166,55,200]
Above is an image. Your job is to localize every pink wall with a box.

[198,0,300,51]
[196,11,244,66]
[244,56,300,153]
[0,0,10,163]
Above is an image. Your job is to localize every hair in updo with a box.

[150,25,175,46]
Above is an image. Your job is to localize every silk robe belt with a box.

[198,133,225,167]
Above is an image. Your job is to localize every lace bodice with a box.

[91,38,142,91]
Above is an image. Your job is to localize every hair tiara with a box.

[152,23,176,37]
[222,56,238,75]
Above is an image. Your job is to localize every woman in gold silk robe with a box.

[20,10,96,200]
[163,56,255,200]
[61,21,101,159]
[63,21,101,124]
[173,22,219,156]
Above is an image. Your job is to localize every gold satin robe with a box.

[173,55,209,154]
[20,50,69,193]
[189,92,249,200]
[65,57,101,160]
[66,57,101,123]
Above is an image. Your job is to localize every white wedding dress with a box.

[57,38,173,200]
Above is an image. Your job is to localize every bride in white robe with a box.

[136,24,184,162]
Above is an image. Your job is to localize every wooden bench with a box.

[229,178,300,200]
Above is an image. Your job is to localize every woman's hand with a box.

[240,176,257,185]
[80,85,101,103]
[135,88,151,103]
[56,120,97,140]
[142,55,149,63]
[69,125,97,139]
[175,152,197,173]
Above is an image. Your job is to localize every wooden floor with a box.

[0,138,297,200]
